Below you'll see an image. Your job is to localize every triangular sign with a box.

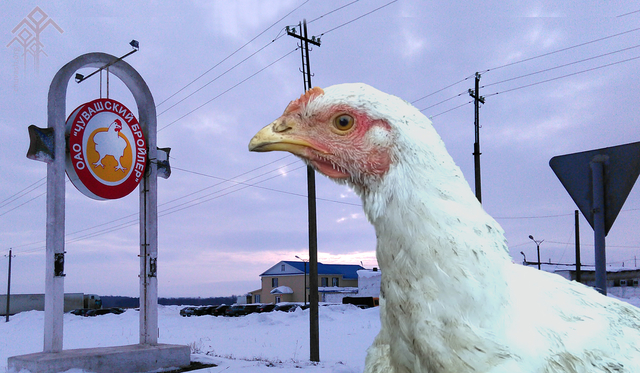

[550,141,640,235]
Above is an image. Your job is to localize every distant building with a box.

[356,268,381,297]
[249,261,364,304]
[524,263,640,298]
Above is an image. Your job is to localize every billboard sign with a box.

[65,98,147,200]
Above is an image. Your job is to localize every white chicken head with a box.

[249,84,411,191]
[111,119,123,132]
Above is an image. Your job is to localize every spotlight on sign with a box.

[27,125,55,163]
[157,147,171,179]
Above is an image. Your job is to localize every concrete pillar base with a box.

[8,343,190,373]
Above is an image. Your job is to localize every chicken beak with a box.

[248,119,314,156]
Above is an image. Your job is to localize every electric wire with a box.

[416,43,640,114]
[0,191,46,218]
[156,40,278,117]
[480,27,640,74]
[483,44,640,89]
[411,75,475,105]
[417,90,468,112]
[308,0,360,24]
[155,0,362,118]
[171,166,362,207]
[8,8,640,257]
[426,100,473,119]
[422,45,640,118]
[484,54,640,98]
[64,164,310,245]
[160,162,304,214]
[155,0,310,108]
[7,156,297,253]
[156,0,399,131]
[0,177,46,210]
[618,9,640,18]
[318,0,398,37]
[67,156,297,239]
[158,47,299,132]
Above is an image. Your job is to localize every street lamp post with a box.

[529,235,544,270]
[295,255,308,306]
[519,251,527,266]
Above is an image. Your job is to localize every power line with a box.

[483,43,640,89]
[480,27,640,74]
[0,177,46,210]
[155,1,398,131]
[618,9,640,18]
[484,54,640,98]
[308,0,360,24]
[411,75,475,105]
[157,40,278,117]
[425,100,473,119]
[155,0,309,108]
[0,192,46,218]
[171,166,362,207]
[495,212,576,220]
[158,48,299,132]
[417,90,468,111]
[417,42,640,118]
[414,42,640,112]
[318,0,398,37]
[8,156,297,253]
[155,0,362,117]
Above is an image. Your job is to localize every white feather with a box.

[312,83,640,372]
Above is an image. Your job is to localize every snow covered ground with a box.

[0,304,379,373]
[3,295,640,373]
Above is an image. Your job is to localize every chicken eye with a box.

[333,114,354,132]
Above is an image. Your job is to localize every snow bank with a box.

[1,304,379,373]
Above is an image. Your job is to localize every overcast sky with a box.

[1,1,639,298]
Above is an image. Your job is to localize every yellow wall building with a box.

[250,261,364,304]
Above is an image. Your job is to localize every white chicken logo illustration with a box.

[92,119,128,172]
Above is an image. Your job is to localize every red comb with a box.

[283,87,325,114]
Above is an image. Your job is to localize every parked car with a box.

[180,306,198,317]
[273,304,300,313]
[243,304,260,315]
[212,305,229,316]
[256,304,276,313]
[201,305,220,315]
[224,304,259,317]
[69,308,92,316]
[224,305,247,317]
[85,307,125,317]
[193,306,214,316]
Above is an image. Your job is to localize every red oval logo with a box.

[65,98,147,200]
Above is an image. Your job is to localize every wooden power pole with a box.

[5,249,14,322]
[468,72,485,204]
[287,19,321,363]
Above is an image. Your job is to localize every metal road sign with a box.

[550,141,640,235]
[550,141,640,295]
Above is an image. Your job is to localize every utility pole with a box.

[468,72,485,204]
[5,249,14,322]
[575,210,581,284]
[287,19,321,363]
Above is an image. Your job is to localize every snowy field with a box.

[3,296,640,373]
[0,304,379,373]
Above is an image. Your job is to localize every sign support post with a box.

[550,141,640,296]
[12,51,187,373]
[590,159,607,294]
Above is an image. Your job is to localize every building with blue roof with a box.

[249,261,365,304]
